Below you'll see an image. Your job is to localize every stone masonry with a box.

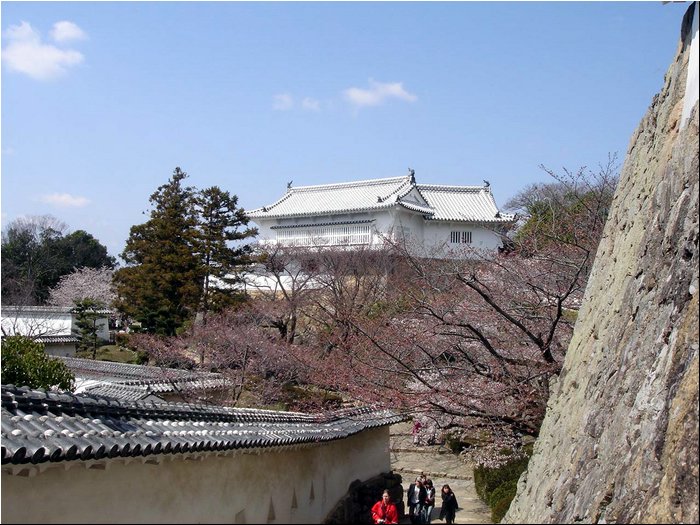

[504,3,699,523]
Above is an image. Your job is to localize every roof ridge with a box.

[288,175,410,192]
[417,184,485,191]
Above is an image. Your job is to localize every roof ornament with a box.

[408,168,416,184]
[483,179,490,188]
[495,211,501,218]
[261,206,268,212]
[286,180,293,190]
[377,195,383,203]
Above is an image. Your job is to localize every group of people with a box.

[371,475,459,525]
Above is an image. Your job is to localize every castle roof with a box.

[249,174,513,223]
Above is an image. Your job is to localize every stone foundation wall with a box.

[504,3,699,524]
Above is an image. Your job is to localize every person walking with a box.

[406,476,427,524]
[422,478,436,524]
[371,490,399,524]
[412,420,423,445]
[439,484,459,524]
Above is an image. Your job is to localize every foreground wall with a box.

[505,4,699,524]
[2,426,391,524]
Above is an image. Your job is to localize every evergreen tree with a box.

[72,298,105,359]
[195,186,257,315]
[1,216,115,305]
[114,168,198,334]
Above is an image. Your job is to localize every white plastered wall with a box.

[422,221,504,253]
[1,426,391,524]
[0,309,72,338]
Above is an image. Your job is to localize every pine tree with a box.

[195,186,257,316]
[72,298,105,359]
[115,168,202,335]
[114,168,257,334]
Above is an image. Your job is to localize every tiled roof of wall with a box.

[57,356,230,401]
[77,382,162,402]
[1,305,113,315]
[1,384,406,466]
[57,356,211,383]
[36,335,79,344]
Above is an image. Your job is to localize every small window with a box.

[450,231,472,244]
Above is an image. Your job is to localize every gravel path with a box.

[389,422,492,525]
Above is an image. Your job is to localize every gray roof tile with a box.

[1,385,406,466]
[58,356,230,400]
[248,174,514,223]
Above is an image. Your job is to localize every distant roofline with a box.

[1,305,114,315]
[417,184,487,192]
[286,174,410,192]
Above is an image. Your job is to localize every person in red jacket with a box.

[371,490,399,524]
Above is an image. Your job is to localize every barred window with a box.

[276,224,372,246]
[450,231,472,244]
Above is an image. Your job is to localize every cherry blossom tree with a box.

[47,266,116,307]
[123,158,617,464]
[240,243,323,343]
[128,307,317,408]
[292,159,618,463]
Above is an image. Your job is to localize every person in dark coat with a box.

[439,484,459,524]
[406,476,427,524]
[422,478,436,524]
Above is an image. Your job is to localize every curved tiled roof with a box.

[248,175,425,219]
[57,356,230,401]
[1,384,406,466]
[249,174,513,223]
[56,356,205,383]
[36,335,79,344]
[78,382,163,402]
[416,184,515,223]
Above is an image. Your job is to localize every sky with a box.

[0,1,691,260]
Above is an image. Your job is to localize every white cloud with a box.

[40,193,90,207]
[343,79,417,108]
[301,97,321,111]
[2,21,85,80]
[273,93,294,111]
[50,21,87,43]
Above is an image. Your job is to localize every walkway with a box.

[390,422,491,524]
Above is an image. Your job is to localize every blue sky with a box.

[0,1,690,259]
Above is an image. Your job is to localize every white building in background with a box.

[248,171,514,257]
[0,305,112,357]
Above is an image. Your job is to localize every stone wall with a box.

[504,3,699,524]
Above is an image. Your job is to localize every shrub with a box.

[115,332,131,346]
[473,450,531,523]
[1,336,75,390]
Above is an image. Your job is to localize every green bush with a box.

[491,495,514,524]
[473,451,531,523]
[1,336,75,390]
[444,432,466,454]
[115,332,130,346]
